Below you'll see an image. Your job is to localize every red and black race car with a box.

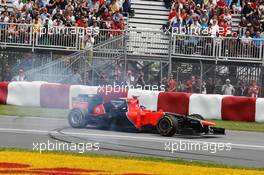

[68,94,225,136]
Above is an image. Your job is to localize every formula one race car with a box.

[68,94,225,136]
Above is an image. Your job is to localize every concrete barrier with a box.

[0,82,9,104]
[1,81,263,122]
[189,94,224,120]
[255,98,264,122]
[40,83,70,109]
[222,96,256,122]
[157,92,191,115]
[7,82,44,106]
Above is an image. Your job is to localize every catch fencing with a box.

[172,61,263,96]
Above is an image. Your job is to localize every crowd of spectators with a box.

[0,0,132,47]
[164,0,264,59]
[162,74,261,97]
[164,0,264,38]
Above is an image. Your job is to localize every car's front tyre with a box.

[68,108,88,128]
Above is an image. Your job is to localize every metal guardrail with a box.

[1,23,263,62]
[220,37,263,60]
[0,23,125,51]
[171,34,264,61]
[0,23,32,48]
[35,26,80,50]
[172,34,215,58]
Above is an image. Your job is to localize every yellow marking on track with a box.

[0,151,263,175]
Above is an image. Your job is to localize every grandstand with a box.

[0,0,264,96]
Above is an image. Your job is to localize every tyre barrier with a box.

[0,81,263,122]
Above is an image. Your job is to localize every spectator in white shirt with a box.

[53,18,64,27]
[190,18,201,33]
[13,0,24,12]
[221,8,232,25]
[11,69,27,81]
[24,0,32,11]
[241,30,252,45]
[52,6,63,16]
[125,70,135,86]
[40,8,49,23]
[84,33,95,49]
[211,19,219,37]
[3,13,9,23]
[222,79,235,95]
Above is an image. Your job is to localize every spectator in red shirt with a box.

[167,74,177,92]
[219,18,231,36]
[217,0,226,9]
[76,16,87,27]
[101,8,111,21]
[248,80,260,97]
[186,76,195,93]
[180,9,188,20]
[168,7,178,24]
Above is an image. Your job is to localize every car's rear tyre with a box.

[188,114,205,120]
[68,108,88,128]
[157,114,178,136]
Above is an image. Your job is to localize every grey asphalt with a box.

[0,115,264,168]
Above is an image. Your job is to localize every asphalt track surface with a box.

[0,116,264,168]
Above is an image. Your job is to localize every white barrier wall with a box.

[189,94,224,120]
[69,85,98,109]
[256,98,264,122]
[128,89,161,111]
[7,82,45,107]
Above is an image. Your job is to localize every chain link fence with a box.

[170,61,263,97]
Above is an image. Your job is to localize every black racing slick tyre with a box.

[157,115,178,137]
[188,114,205,120]
[68,108,88,128]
